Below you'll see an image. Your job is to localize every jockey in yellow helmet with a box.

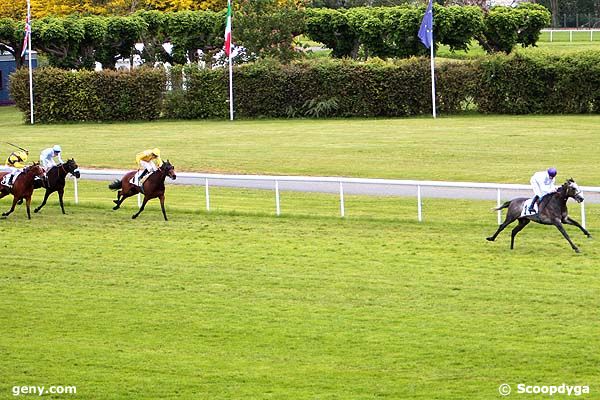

[3,149,29,186]
[135,148,163,185]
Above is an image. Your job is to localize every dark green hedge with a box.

[477,52,600,114]
[10,67,166,123]
[163,58,478,119]
[12,52,600,121]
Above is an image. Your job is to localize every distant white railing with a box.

[2,167,597,227]
[541,28,600,42]
[74,168,600,228]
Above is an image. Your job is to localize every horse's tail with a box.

[108,179,122,191]
[492,201,511,211]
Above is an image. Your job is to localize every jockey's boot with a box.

[138,170,148,186]
[8,174,14,186]
[529,195,539,213]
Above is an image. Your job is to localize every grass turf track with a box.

[1,180,599,399]
[2,106,600,186]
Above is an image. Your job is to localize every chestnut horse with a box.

[109,160,176,221]
[486,179,591,253]
[34,159,81,215]
[0,163,45,219]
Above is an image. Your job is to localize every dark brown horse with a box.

[34,159,80,214]
[0,163,45,219]
[109,160,176,221]
[486,179,591,253]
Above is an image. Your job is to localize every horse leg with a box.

[34,190,51,213]
[554,222,580,253]
[58,188,66,214]
[510,218,530,250]
[25,196,32,219]
[132,197,149,219]
[2,197,18,217]
[159,194,168,221]
[564,216,592,239]
[486,217,516,241]
[113,189,137,210]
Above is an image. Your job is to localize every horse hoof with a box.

[486,237,494,242]
[113,206,119,211]
[34,209,39,213]
[132,215,137,219]
[574,248,581,253]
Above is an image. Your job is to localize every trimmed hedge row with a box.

[10,67,166,122]
[10,52,600,122]
[163,58,479,119]
[478,52,600,114]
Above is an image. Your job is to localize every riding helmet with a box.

[53,145,62,153]
[547,167,557,178]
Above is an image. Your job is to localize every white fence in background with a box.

[541,29,600,42]
[60,168,599,228]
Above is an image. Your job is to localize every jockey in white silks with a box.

[529,167,557,213]
[40,145,65,171]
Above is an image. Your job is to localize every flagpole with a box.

[26,0,34,125]
[429,33,436,119]
[225,0,234,121]
[228,50,233,121]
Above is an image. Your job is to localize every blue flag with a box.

[418,0,433,49]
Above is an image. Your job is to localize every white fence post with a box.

[581,191,586,229]
[275,180,281,216]
[205,178,210,211]
[417,185,422,222]
[570,30,573,42]
[73,177,79,204]
[497,188,501,225]
[339,182,345,217]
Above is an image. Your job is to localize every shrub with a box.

[10,67,166,122]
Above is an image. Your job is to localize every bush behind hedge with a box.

[10,67,166,123]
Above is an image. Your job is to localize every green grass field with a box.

[2,106,600,185]
[2,107,600,398]
[1,180,599,399]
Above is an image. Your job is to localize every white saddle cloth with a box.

[520,198,539,217]
[1,171,20,187]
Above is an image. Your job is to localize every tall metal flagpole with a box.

[418,0,436,119]
[429,32,436,119]
[27,0,34,124]
[228,48,233,121]
[226,0,234,121]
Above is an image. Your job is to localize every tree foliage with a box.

[476,4,551,53]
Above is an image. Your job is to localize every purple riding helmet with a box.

[547,167,557,178]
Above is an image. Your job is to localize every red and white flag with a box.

[21,9,31,58]
[224,0,232,56]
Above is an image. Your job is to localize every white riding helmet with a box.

[53,145,62,153]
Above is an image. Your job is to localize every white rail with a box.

[3,167,597,227]
[541,29,600,42]
[76,168,599,227]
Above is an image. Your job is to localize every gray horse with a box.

[486,179,591,253]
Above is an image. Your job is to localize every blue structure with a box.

[0,52,38,105]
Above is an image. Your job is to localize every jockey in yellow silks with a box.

[135,148,163,185]
[3,150,29,186]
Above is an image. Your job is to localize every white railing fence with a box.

[3,166,597,227]
[541,28,600,42]
[65,168,599,228]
